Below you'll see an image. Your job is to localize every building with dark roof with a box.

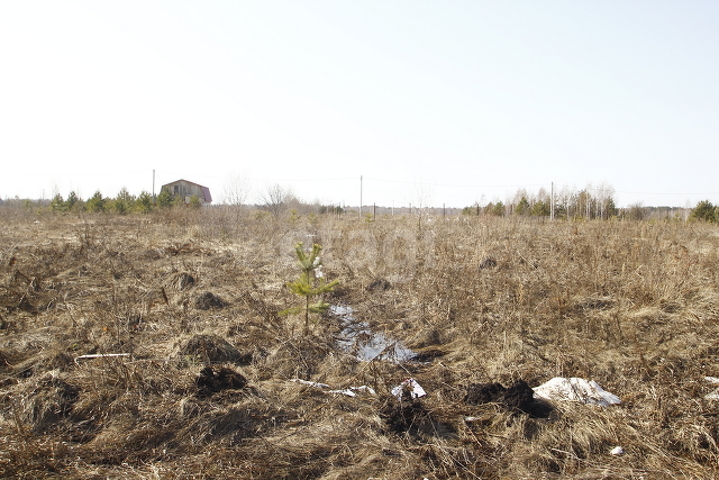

[161,179,212,205]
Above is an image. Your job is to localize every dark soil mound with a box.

[479,257,498,269]
[194,291,228,310]
[380,399,455,438]
[465,379,552,417]
[380,400,431,435]
[465,382,506,404]
[367,278,392,291]
[196,366,247,396]
[179,334,251,365]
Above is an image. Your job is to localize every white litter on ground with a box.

[74,353,131,364]
[328,385,377,397]
[290,379,330,389]
[391,378,427,401]
[291,379,377,397]
[704,376,719,399]
[533,377,621,407]
[610,446,624,456]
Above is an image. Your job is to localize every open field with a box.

[1,208,718,479]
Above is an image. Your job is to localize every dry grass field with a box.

[1,207,718,479]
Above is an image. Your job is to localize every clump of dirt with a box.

[380,399,431,435]
[170,272,195,291]
[194,291,228,310]
[479,257,498,269]
[178,334,251,365]
[195,366,247,396]
[379,398,455,438]
[367,278,391,291]
[465,380,552,418]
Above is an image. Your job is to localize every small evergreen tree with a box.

[66,191,81,211]
[531,199,550,217]
[188,195,202,209]
[491,201,505,217]
[690,200,717,222]
[156,188,174,208]
[50,193,65,213]
[604,198,619,218]
[86,190,106,212]
[462,203,481,216]
[280,243,339,336]
[135,191,154,214]
[515,196,530,216]
[112,187,134,215]
[171,194,184,208]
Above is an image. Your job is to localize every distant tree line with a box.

[3,182,717,223]
[462,185,618,220]
[460,186,719,223]
[45,188,203,215]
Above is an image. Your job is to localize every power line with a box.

[363,176,545,189]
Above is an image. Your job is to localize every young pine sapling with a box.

[281,243,339,336]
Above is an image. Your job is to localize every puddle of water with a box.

[330,305,416,363]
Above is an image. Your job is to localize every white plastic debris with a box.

[328,389,356,397]
[610,446,624,456]
[290,379,330,389]
[391,378,427,401]
[532,377,621,407]
[291,380,376,397]
[74,353,130,363]
[328,385,377,397]
[703,377,719,399]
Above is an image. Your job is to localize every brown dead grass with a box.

[1,208,718,479]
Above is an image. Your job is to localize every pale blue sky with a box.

[1,1,718,207]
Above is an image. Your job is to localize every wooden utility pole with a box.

[359,175,363,219]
